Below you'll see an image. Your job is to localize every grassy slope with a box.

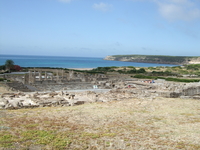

[1,97,200,149]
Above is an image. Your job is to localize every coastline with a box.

[69,68,94,70]
[0,54,179,68]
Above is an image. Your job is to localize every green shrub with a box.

[165,78,200,82]
[127,66,135,68]
[92,67,116,72]
[151,71,177,76]
[136,68,146,73]
[132,74,156,79]
[186,64,200,70]
[0,65,5,70]
[127,68,136,74]
[0,78,5,81]
[132,75,200,83]
[148,67,155,70]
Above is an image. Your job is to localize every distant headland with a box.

[104,55,200,65]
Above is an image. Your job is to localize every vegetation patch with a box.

[132,74,200,82]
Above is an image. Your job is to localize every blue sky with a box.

[0,0,200,57]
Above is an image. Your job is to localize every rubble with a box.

[1,69,200,109]
[1,80,200,109]
[0,91,86,109]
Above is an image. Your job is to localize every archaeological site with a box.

[0,68,200,109]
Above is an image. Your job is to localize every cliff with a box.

[104,55,200,65]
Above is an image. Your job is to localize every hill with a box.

[104,55,200,65]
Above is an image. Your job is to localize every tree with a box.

[5,60,14,73]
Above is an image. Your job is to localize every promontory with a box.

[104,55,200,65]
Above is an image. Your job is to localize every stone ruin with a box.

[1,69,200,109]
[1,79,200,110]
[4,69,109,92]
[0,91,85,109]
[110,80,200,100]
[24,69,108,84]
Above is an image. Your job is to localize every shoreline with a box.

[69,68,94,70]
[1,55,180,68]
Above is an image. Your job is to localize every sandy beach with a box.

[69,68,94,70]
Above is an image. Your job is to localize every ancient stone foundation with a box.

[1,81,200,110]
[1,69,200,110]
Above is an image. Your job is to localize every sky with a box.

[0,0,200,58]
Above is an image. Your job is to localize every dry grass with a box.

[0,87,9,94]
[0,97,200,149]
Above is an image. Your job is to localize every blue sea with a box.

[0,55,176,68]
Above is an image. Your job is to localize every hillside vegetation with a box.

[104,55,200,65]
[87,64,200,81]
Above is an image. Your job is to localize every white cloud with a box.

[129,0,200,21]
[58,0,72,3]
[93,2,113,12]
[154,0,200,21]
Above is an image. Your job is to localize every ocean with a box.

[0,54,176,68]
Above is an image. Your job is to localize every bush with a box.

[0,65,5,70]
[148,67,155,70]
[92,67,115,72]
[132,75,200,83]
[172,66,182,69]
[151,71,176,76]
[127,66,135,68]
[186,64,200,70]
[11,65,22,72]
[132,74,156,79]
[165,78,200,82]
[117,70,125,74]
[136,68,146,73]
[0,78,5,81]
[127,68,136,74]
